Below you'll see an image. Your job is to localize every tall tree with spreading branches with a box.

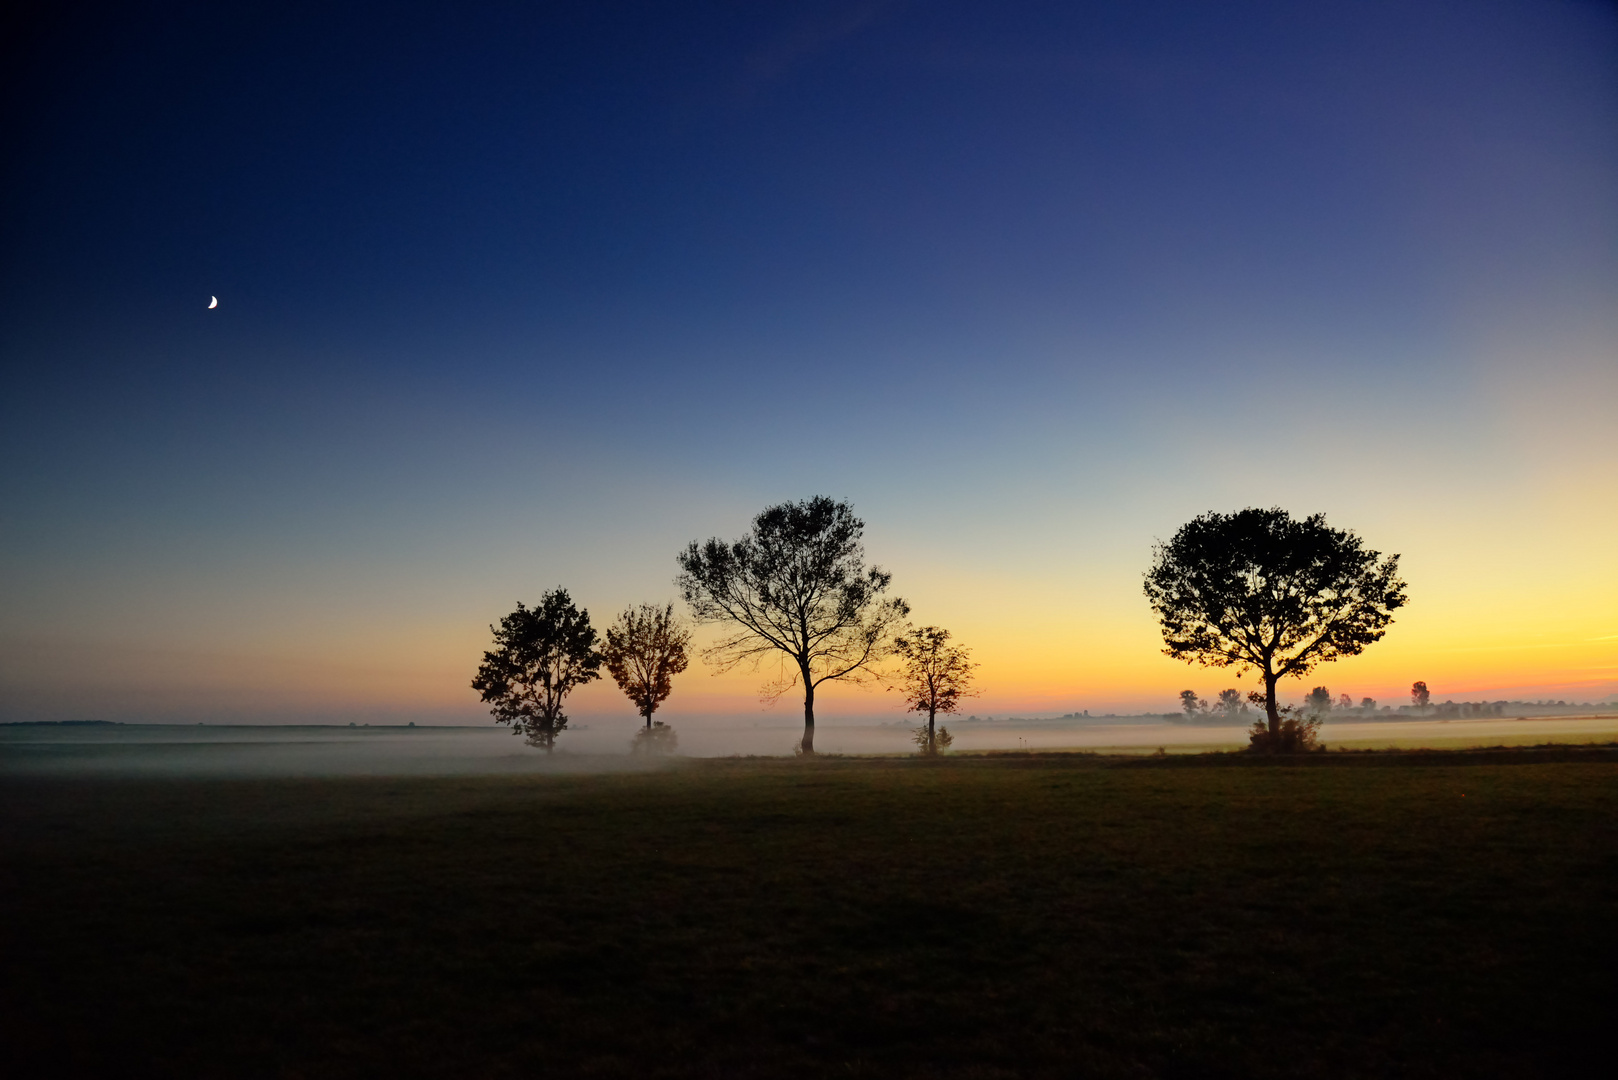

[891,625,978,755]
[601,602,691,729]
[471,589,603,752]
[676,496,910,754]
[1143,508,1408,752]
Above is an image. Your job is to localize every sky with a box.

[3,0,1615,725]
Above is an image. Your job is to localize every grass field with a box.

[3,752,1615,1078]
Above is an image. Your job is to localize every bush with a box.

[629,722,678,756]
[1247,710,1321,753]
[912,725,954,756]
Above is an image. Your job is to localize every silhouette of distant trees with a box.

[1175,688,1250,722]
[602,603,691,730]
[892,626,978,756]
[471,589,603,752]
[1412,681,1430,709]
[677,497,909,755]
[1304,686,1333,719]
[1144,508,1407,753]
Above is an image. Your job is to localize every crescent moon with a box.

[208,296,218,309]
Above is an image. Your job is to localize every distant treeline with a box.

[1167,692,1615,725]
[0,720,124,727]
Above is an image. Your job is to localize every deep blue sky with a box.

[3,1,1615,722]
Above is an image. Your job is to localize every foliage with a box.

[1412,680,1431,708]
[910,724,954,753]
[1180,689,1203,716]
[1304,686,1333,718]
[892,625,977,755]
[602,603,691,727]
[1144,507,1407,751]
[1247,711,1321,753]
[1215,688,1247,717]
[629,721,679,756]
[676,496,909,754]
[470,589,603,751]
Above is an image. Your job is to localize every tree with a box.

[1304,686,1333,718]
[601,602,691,729]
[1216,688,1247,717]
[471,589,603,752]
[1360,696,1377,712]
[1179,689,1204,717]
[1143,507,1408,752]
[1411,681,1430,709]
[891,626,978,755]
[676,496,910,754]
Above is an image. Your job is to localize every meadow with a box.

[3,751,1614,1078]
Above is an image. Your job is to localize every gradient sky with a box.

[3,0,1615,725]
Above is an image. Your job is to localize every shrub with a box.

[912,725,954,755]
[630,722,679,756]
[1247,709,1321,753]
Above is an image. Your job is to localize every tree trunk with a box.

[801,674,816,755]
[928,706,937,755]
[1263,667,1281,746]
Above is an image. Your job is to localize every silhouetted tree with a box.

[1360,696,1377,712]
[471,589,603,752]
[1216,688,1247,717]
[1411,681,1430,709]
[1144,508,1407,752]
[602,602,691,730]
[1305,686,1333,718]
[1179,689,1204,717]
[892,626,978,755]
[676,497,910,754]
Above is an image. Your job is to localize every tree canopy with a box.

[1143,507,1407,751]
[676,496,910,754]
[471,589,603,752]
[891,625,977,756]
[602,602,691,728]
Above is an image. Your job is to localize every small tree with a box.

[1215,688,1247,717]
[1304,686,1333,718]
[1179,689,1204,717]
[471,589,603,752]
[891,626,978,755]
[677,497,910,754]
[1411,681,1430,709]
[601,602,691,730]
[1360,696,1377,712]
[1144,508,1407,752]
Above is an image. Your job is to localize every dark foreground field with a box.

[3,753,1615,1078]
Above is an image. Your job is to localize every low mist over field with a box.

[6,712,1615,778]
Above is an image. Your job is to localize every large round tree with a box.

[1143,508,1407,751]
